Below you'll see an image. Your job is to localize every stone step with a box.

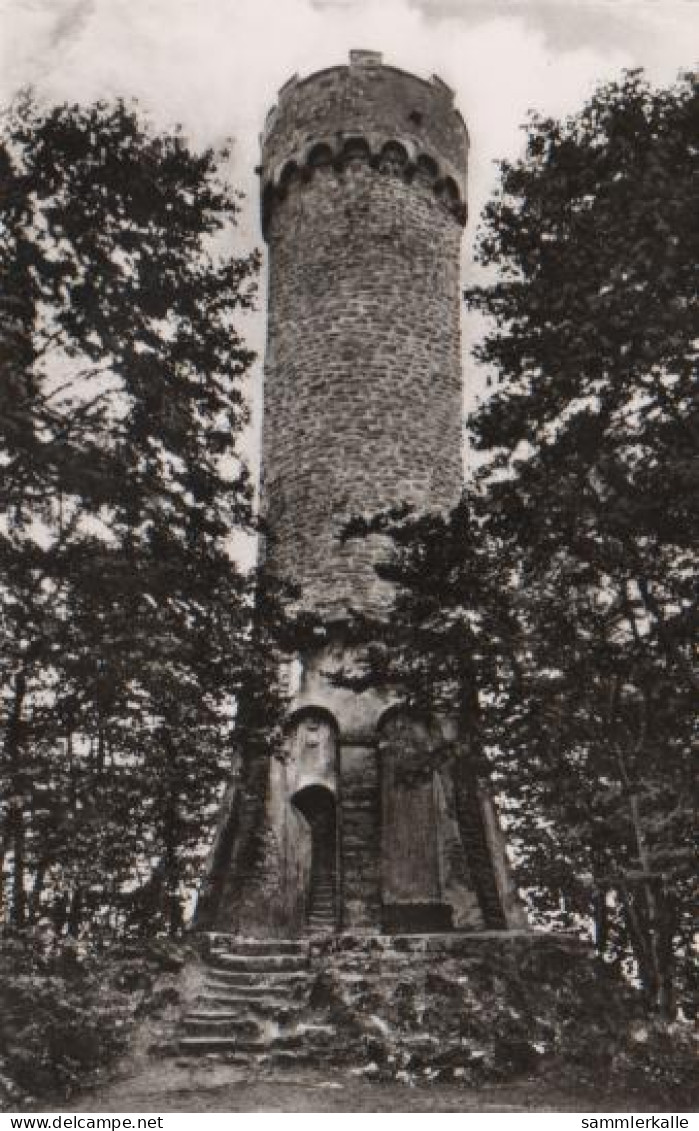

[210,952,308,973]
[172,935,329,1061]
[204,936,308,955]
[178,1025,337,1057]
[205,969,312,990]
[178,1036,261,1055]
[197,992,304,1015]
[202,968,309,986]
[176,1051,254,1067]
[203,979,310,1000]
[182,1014,262,1035]
[261,1047,351,1069]
[342,788,377,802]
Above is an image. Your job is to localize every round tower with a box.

[201,53,521,940]
[259,49,469,619]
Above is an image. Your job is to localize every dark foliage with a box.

[0,95,286,939]
[0,932,129,1106]
[342,71,698,1017]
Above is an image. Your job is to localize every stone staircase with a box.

[177,935,340,1065]
[306,873,335,934]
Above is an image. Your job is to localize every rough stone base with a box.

[154,931,695,1105]
[303,931,644,1085]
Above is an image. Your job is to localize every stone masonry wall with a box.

[338,741,382,931]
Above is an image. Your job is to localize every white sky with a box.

[1,0,697,507]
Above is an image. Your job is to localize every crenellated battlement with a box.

[259,50,468,238]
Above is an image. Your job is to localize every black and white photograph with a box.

[0,0,697,1117]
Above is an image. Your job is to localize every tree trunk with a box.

[609,678,675,1017]
[0,836,8,923]
[629,792,675,1017]
[164,792,182,938]
[5,670,28,929]
[67,886,83,936]
[28,859,47,925]
[161,732,184,938]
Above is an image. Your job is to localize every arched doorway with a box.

[291,784,337,932]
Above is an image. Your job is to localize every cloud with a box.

[49,0,95,47]
[313,0,699,59]
[3,0,692,169]
[0,0,638,211]
[1,0,696,449]
[410,0,646,54]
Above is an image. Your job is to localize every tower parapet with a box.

[260,50,468,235]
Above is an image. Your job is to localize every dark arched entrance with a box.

[291,784,337,932]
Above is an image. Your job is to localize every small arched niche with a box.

[307,142,334,168]
[278,159,300,193]
[442,175,460,201]
[436,175,461,206]
[416,153,440,185]
[378,140,409,174]
[340,136,372,167]
[284,707,338,796]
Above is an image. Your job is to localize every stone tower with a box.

[201,51,523,938]
[259,49,467,619]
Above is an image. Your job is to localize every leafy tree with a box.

[0,94,281,936]
[344,70,698,1015]
[466,67,698,1016]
